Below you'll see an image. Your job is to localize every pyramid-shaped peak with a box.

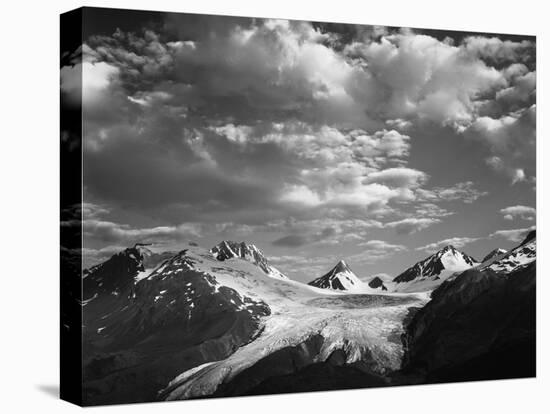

[308,259,363,292]
[336,259,349,268]
[393,244,478,284]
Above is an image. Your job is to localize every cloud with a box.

[415,236,480,252]
[344,32,508,128]
[413,203,454,218]
[268,253,338,280]
[463,36,534,64]
[272,234,311,247]
[348,240,406,264]
[69,18,535,258]
[489,226,536,242]
[468,105,535,184]
[272,224,367,247]
[500,205,536,221]
[384,217,441,234]
[362,167,428,188]
[83,219,202,245]
[417,181,488,203]
[82,245,130,267]
[60,48,121,110]
[385,118,413,131]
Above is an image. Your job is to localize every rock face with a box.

[211,240,288,280]
[82,246,270,405]
[393,245,478,292]
[83,245,144,301]
[368,276,388,291]
[402,231,536,383]
[308,260,364,291]
[481,248,507,264]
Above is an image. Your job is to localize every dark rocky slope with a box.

[212,336,388,397]
[82,248,269,405]
[368,276,388,291]
[401,232,536,383]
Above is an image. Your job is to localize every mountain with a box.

[402,231,536,383]
[308,260,363,292]
[82,245,272,405]
[83,245,145,302]
[211,241,288,280]
[481,248,507,264]
[367,276,388,291]
[482,231,535,273]
[392,245,478,292]
[80,242,428,404]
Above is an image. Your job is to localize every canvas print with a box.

[60,7,536,406]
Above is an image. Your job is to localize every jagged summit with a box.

[484,230,536,273]
[210,240,288,280]
[393,245,478,287]
[308,260,363,292]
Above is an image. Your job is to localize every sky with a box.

[60,7,536,283]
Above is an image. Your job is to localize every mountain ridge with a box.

[211,240,288,280]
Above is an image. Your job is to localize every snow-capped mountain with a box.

[308,260,364,292]
[392,245,478,292]
[483,230,535,274]
[81,242,428,404]
[403,231,536,381]
[210,240,288,280]
[481,248,508,264]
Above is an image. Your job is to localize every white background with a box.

[0,0,547,412]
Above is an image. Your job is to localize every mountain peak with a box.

[393,246,478,286]
[308,260,363,292]
[335,259,350,270]
[210,240,288,280]
[486,231,536,273]
[482,248,508,263]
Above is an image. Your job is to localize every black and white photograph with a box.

[57,6,538,406]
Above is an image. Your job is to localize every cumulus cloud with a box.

[463,36,534,64]
[500,205,536,221]
[345,33,508,128]
[415,236,480,252]
[65,13,535,274]
[469,104,535,184]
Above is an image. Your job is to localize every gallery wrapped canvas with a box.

[60,7,536,406]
